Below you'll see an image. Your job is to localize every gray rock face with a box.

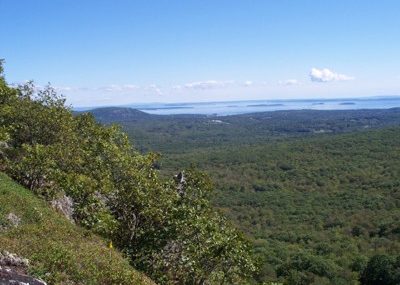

[5,214,20,228]
[174,171,186,197]
[0,252,29,268]
[51,194,74,222]
[0,251,46,285]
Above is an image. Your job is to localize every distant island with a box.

[247,103,285,107]
[139,106,194,110]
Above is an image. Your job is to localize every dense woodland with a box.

[162,128,400,284]
[91,106,400,284]
[86,106,400,154]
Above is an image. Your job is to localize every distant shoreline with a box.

[74,96,400,116]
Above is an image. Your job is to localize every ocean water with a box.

[127,97,400,116]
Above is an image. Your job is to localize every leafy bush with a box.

[360,255,400,285]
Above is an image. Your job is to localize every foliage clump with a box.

[360,255,400,285]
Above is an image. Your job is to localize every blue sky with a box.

[1,1,400,106]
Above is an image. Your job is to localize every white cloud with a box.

[172,85,182,90]
[184,80,234,90]
[55,86,74,91]
[147,84,163,95]
[8,82,86,93]
[55,86,90,92]
[279,79,299,86]
[310,68,354,83]
[98,84,139,92]
[243,80,253,87]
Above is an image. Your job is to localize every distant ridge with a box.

[80,107,151,122]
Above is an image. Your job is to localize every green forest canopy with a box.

[89,104,400,284]
[159,126,400,284]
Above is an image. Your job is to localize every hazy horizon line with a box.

[72,94,400,111]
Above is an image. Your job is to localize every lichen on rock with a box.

[5,213,21,228]
[50,194,74,222]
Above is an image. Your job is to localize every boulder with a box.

[0,251,46,285]
[51,194,74,222]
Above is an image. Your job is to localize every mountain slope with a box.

[80,107,151,122]
[0,172,155,285]
[88,107,400,153]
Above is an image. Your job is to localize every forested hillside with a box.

[90,107,400,284]
[87,106,400,153]
[2,58,399,284]
[0,62,256,285]
[160,127,400,284]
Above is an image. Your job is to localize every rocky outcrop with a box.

[0,251,46,285]
[0,213,21,231]
[174,171,186,197]
[5,214,20,228]
[51,194,74,222]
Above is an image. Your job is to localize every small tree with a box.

[360,255,400,285]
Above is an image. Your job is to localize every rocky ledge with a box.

[0,251,46,285]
